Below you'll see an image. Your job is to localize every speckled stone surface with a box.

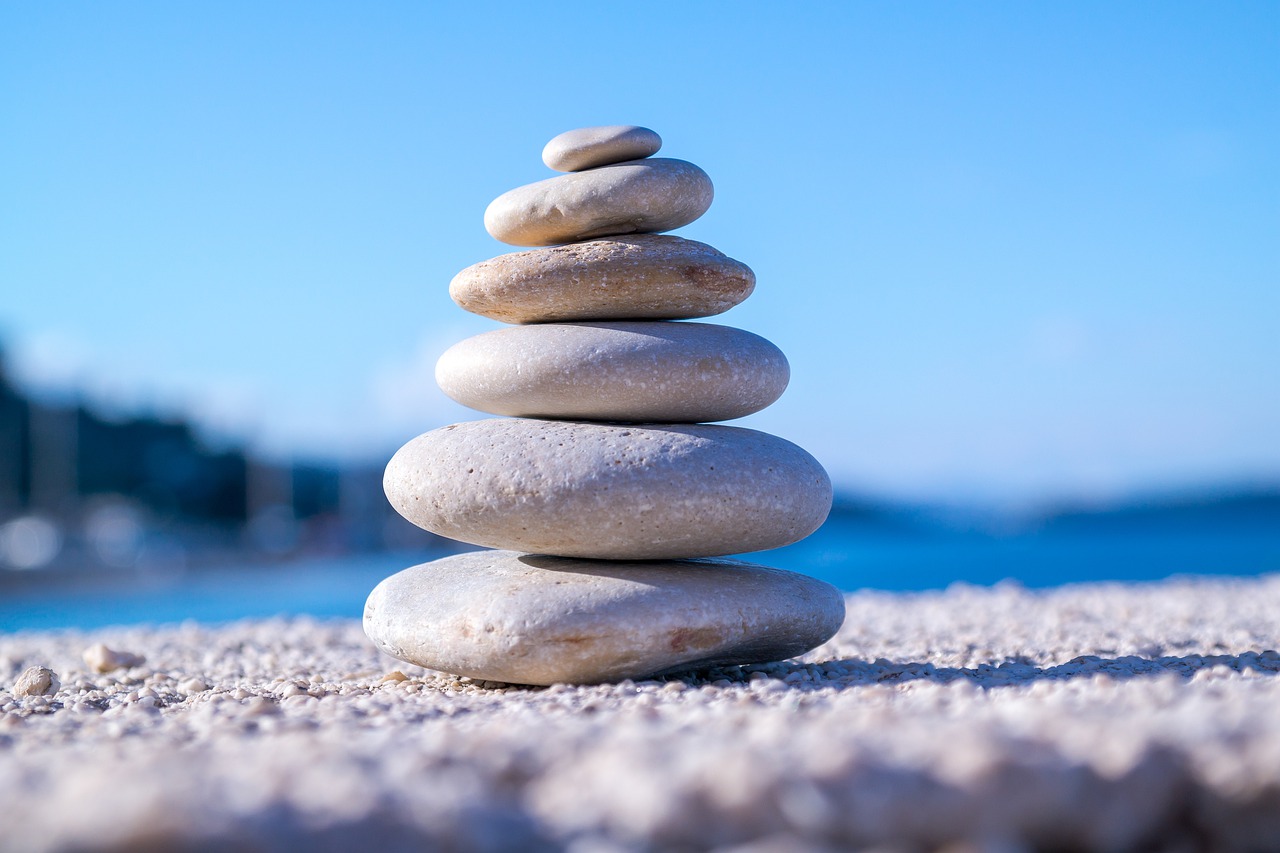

[449,234,754,324]
[542,125,662,172]
[435,321,789,423]
[484,158,713,246]
[383,419,832,560]
[3,575,1280,851]
[364,551,845,685]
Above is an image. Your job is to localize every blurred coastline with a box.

[0,344,445,584]
[2,343,1278,630]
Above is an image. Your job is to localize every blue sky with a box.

[2,3,1277,505]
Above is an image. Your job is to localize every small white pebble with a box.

[82,643,146,674]
[178,678,209,696]
[13,666,59,697]
[750,679,787,694]
[242,697,279,717]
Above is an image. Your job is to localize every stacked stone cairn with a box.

[364,126,844,686]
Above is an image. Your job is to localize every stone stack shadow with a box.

[364,126,844,685]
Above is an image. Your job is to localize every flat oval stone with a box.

[450,234,755,323]
[364,550,846,685]
[484,158,713,247]
[384,419,832,560]
[542,125,662,172]
[436,321,788,423]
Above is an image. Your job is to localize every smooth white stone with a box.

[435,321,789,423]
[542,125,662,172]
[383,419,832,560]
[484,158,713,247]
[363,550,846,685]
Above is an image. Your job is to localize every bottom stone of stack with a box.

[363,550,845,686]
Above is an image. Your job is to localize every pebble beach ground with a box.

[3,574,1279,852]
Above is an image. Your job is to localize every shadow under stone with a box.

[692,650,1280,690]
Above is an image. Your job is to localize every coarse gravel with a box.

[2,574,1279,852]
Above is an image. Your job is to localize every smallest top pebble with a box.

[542,125,662,172]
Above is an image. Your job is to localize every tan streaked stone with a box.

[450,235,754,324]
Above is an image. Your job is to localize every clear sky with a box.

[2,3,1277,506]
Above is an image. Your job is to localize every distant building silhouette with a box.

[0,353,27,515]
[0,342,441,570]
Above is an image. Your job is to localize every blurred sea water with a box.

[3,495,1277,633]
